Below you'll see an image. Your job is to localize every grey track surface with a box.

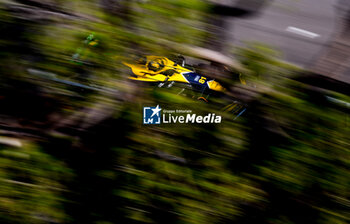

[227,0,339,68]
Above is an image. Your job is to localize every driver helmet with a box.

[148,60,162,72]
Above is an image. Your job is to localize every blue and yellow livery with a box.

[123,56,226,99]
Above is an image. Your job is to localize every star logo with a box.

[143,105,162,124]
[150,105,161,118]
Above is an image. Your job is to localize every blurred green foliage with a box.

[0,0,349,224]
[0,143,73,223]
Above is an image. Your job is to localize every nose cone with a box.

[207,80,226,92]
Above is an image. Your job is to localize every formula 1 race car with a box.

[123,55,227,102]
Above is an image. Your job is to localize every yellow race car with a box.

[123,55,226,96]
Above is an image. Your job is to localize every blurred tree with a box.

[0,142,73,224]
